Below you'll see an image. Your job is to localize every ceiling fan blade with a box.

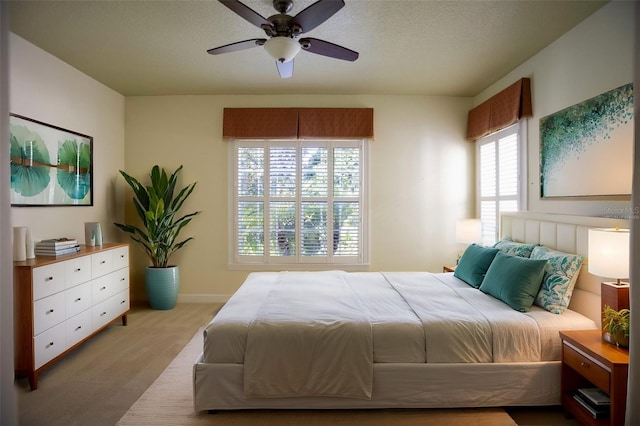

[207,38,266,55]
[276,60,294,79]
[299,38,358,61]
[292,0,345,34]
[218,0,274,30]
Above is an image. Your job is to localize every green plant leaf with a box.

[113,165,201,268]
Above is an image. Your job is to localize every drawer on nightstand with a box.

[563,343,610,391]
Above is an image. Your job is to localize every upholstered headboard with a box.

[500,212,629,326]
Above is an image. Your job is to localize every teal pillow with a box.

[530,246,584,314]
[454,244,500,288]
[493,237,537,258]
[479,251,547,312]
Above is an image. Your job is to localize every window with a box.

[476,123,527,245]
[230,139,368,268]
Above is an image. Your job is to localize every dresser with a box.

[14,243,130,390]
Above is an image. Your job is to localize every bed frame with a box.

[193,212,628,411]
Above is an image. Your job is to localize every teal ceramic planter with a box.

[145,266,179,310]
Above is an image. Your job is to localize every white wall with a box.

[1,2,17,424]
[8,34,126,244]
[124,94,473,301]
[473,1,635,218]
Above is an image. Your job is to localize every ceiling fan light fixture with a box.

[264,36,301,63]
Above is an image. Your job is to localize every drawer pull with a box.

[75,326,82,331]
[120,300,126,304]
[100,311,107,316]
[100,286,106,291]
[45,276,54,282]
[46,309,54,314]
[120,278,125,281]
[120,255,125,258]
[581,361,590,368]
[75,268,81,272]
[100,260,106,265]
[46,341,54,348]
[75,297,82,302]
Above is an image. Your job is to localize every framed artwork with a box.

[540,83,633,198]
[9,114,93,206]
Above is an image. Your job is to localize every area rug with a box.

[116,329,517,426]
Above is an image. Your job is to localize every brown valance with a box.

[223,107,374,139]
[466,78,532,141]
[223,108,298,139]
[298,108,374,139]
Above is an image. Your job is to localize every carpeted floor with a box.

[116,328,517,426]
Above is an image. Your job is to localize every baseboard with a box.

[177,294,230,304]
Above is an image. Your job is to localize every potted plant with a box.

[114,165,200,310]
[602,305,630,348]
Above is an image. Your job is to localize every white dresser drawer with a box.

[65,281,92,318]
[92,250,114,278]
[112,246,129,270]
[33,292,66,336]
[65,309,93,347]
[113,267,129,293]
[33,263,65,301]
[34,322,66,369]
[64,256,92,288]
[91,270,123,305]
[93,290,129,330]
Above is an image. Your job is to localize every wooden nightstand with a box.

[559,329,629,426]
[443,265,456,273]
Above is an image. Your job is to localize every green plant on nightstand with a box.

[602,305,630,348]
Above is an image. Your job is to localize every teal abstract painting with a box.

[9,115,93,206]
[540,83,633,197]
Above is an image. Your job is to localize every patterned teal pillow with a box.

[530,246,584,314]
[493,237,537,258]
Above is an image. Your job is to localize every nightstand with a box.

[559,329,629,426]
[443,265,456,273]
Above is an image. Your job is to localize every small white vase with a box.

[25,227,35,259]
[13,227,27,261]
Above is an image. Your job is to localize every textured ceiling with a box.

[8,0,608,97]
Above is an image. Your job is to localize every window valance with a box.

[223,107,374,139]
[466,78,532,141]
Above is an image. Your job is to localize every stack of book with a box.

[35,238,80,257]
[573,387,611,419]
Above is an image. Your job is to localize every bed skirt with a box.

[193,354,561,412]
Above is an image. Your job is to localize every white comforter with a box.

[202,271,596,399]
[243,271,373,399]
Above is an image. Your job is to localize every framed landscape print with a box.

[9,114,93,206]
[540,83,633,198]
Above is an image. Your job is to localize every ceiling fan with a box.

[207,0,359,78]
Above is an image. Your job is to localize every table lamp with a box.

[587,227,630,334]
[455,219,483,262]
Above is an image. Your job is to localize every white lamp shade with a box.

[456,219,483,244]
[264,37,301,63]
[588,228,630,279]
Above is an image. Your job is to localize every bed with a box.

[193,212,628,411]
